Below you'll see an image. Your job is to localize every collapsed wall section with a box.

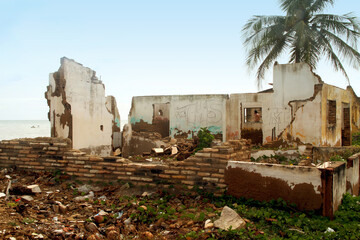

[45,57,120,156]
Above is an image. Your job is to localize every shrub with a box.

[195,127,215,151]
[352,132,360,145]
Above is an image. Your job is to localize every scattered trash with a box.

[114,211,124,219]
[98,195,107,201]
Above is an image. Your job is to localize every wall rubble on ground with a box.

[0,138,251,194]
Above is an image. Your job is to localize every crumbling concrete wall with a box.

[226,63,323,145]
[281,87,322,145]
[271,63,322,144]
[347,153,360,195]
[320,84,353,146]
[45,57,120,156]
[226,63,360,147]
[129,95,228,141]
[225,161,323,211]
[227,92,272,144]
[225,160,356,218]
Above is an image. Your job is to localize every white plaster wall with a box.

[251,149,299,160]
[273,63,320,107]
[289,93,322,145]
[130,96,172,124]
[272,63,321,137]
[130,95,228,141]
[61,58,114,151]
[227,161,322,193]
[46,58,120,156]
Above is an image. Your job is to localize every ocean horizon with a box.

[0,120,128,141]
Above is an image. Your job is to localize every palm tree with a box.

[243,0,360,87]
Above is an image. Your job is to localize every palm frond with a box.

[243,0,360,88]
[320,29,360,68]
[308,0,335,14]
[312,13,360,47]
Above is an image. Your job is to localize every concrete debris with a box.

[214,206,246,230]
[21,195,34,202]
[55,201,67,214]
[78,184,92,194]
[114,148,121,156]
[74,191,94,202]
[204,219,214,229]
[171,146,178,155]
[120,183,130,190]
[124,217,132,225]
[152,148,164,154]
[27,184,41,193]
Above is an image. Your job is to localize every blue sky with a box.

[0,0,359,120]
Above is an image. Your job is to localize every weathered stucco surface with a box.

[226,93,272,144]
[226,63,360,147]
[45,57,121,156]
[347,154,360,195]
[332,162,347,212]
[129,94,228,141]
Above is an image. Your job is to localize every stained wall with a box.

[45,57,121,156]
[129,95,228,141]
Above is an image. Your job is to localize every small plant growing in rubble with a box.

[195,127,215,152]
[352,132,360,146]
[330,155,345,162]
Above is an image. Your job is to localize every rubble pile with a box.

[128,137,197,163]
[0,168,245,239]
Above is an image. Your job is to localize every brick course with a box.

[0,137,251,194]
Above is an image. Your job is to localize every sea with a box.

[0,120,50,141]
[0,120,128,141]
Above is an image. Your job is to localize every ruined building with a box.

[45,59,360,157]
[45,57,121,156]
[130,63,360,147]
